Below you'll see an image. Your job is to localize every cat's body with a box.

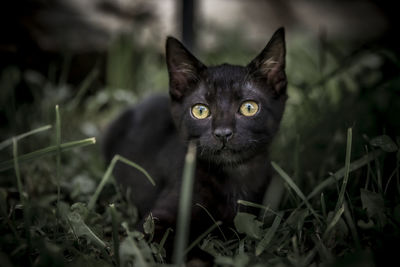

[103,28,288,260]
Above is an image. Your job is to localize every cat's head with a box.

[166,28,287,165]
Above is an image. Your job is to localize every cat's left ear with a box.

[166,37,206,100]
[248,27,287,95]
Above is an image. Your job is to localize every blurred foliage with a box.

[0,25,399,266]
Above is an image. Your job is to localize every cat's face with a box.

[166,28,287,165]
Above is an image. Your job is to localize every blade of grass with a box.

[195,203,227,241]
[159,228,173,251]
[335,128,352,212]
[116,155,155,185]
[301,246,318,267]
[0,137,96,172]
[0,125,52,151]
[255,211,283,256]
[55,105,61,205]
[305,149,383,201]
[237,199,283,219]
[109,204,120,267]
[88,154,155,211]
[67,212,107,249]
[12,138,31,262]
[311,235,333,263]
[121,222,149,267]
[68,67,99,110]
[184,221,222,256]
[173,143,196,265]
[321,193,327,219]
[384,165,400,195]
[271,161,321,224]
[343,200,360,249]
[323,204,345,239]
[374,150,383,193]
[12,139,24,203]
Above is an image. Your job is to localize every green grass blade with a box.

[335,128,352,212]
[109,204,120,267]
[195,203,227,241]
[271,161,321,224]
[323,204,345,239]
[12,139,24,203]
[173,143,196,265]
[255,211,283,256]
[343,201,360,249]
[116,155,155,186]
[0,138,96,172]
[159,228,173,250]
[55,105,61,204]
[13,138,31,260]
[121,222,149,267]
[306,149,383,201]
[384,166,400,194]
[237,199,282,218]
[68,211,107,249]
[68,67,99,110]
[0,125,52,151]
[88,155,154,211]
[184,221,222,256]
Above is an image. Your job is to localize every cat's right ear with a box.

[247,28,287,95]
[166,37,205,100]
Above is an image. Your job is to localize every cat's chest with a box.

[192,162,269,221]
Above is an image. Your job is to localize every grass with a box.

[0,28,399,266]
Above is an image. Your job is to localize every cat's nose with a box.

[213,127,233,142]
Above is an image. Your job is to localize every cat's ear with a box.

[247,27,287,95]
[166,37,206,99]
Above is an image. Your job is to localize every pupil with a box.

[247,104,252,112]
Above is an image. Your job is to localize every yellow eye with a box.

[239,101,259,116]
[191,104,210,119]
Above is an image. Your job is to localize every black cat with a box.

[102,27,287,261]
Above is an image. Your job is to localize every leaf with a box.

[370,135,398,152]
[234,212,263,239]
[143,213,155,239]
[360,189,386,227]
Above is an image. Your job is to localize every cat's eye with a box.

[191,104,210,119]
[239,101,259,117]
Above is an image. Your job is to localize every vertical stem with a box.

[173,143,196,265]
[13,138,24,203]
[13,138,31,261]
[55,105,61,205]
[109,204,120,267]
[320,192,327,219]
[335,128,352,213]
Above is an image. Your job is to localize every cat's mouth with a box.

[197,143,251,165]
